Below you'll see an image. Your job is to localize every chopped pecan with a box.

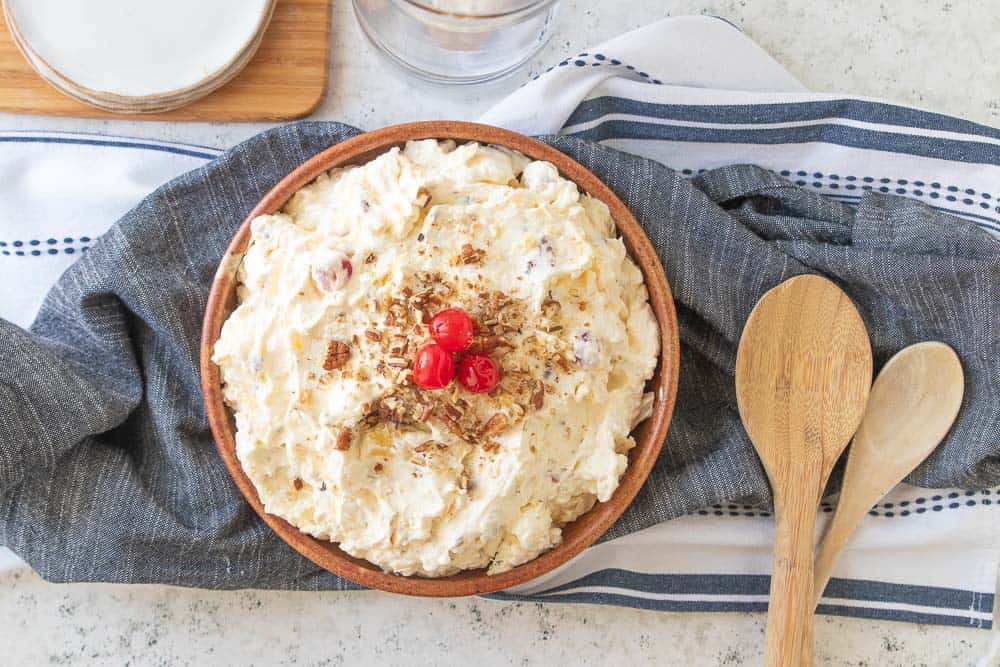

[376,396,407,426]
[415,270,440,285]
[293,477,303,491]
[323,340,351,371]
[335,426,353,451]
[365,329,382,342]
[374,463,383,473]
[415,440,445,453]
[482,440,500,453]
[388,303,409,328]
[530,381,545,410]
[549,353,572,372]
[436,410,465,438]
[467,335,513,354]
[459,243,486,264]
[479,413,509,438]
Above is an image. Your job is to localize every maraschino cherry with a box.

[457,353,501,394]
[413,343,454,389]
[429,307,474,352]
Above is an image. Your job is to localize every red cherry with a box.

[413,344,455,389]
[429,308,474,352]
[457,354,501,394]
[311,256,353,293]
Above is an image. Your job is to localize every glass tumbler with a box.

[353,0,561,84]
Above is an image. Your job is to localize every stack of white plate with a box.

[3,0,275,113]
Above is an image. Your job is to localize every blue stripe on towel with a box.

[0,128,224,154]
[488,591,991,629]
[0,136,219,161]
[565,119,1000,165]
[825,194,1000,231]
[490,590,771,613]
[814,604,992,629]
[500,569,993,613]
[565,96,1000,142]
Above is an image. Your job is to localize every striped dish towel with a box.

[1,16,997,629]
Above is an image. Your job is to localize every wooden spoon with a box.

[736,274,872,667]
[813,342,964,607]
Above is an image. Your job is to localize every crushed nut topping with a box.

[437,410,465,438]
[322,273,560,454]
[335,426,353,451]
[323,340,351,371]
[417,405,433,422]
[479,413,509,438]
[549,353,571,372]
[387,356,410,368]
[293,477,303,491]
[459,243,486,264]
[530,381,545,410]
[468,335,513,354]
[414,440,446,453]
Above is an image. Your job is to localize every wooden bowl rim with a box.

[200,121,680,597]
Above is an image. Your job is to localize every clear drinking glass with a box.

[353,0,561,84]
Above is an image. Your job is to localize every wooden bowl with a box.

[200,121,680,596]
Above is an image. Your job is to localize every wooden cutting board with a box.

[0,0,330,121]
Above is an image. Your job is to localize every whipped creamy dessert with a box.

[213,140,660,577]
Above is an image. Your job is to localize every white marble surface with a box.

[2,1,998,665]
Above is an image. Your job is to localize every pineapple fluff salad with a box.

[213,139,659,577]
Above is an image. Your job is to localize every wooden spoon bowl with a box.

[200,121,681,597]
[814,341,964,605]
[736,274,872,665]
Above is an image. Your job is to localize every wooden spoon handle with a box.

[813,490,872,607]
[765,498,817,667]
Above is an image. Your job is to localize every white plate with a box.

[5,0,272,100]
[5,4,271,113]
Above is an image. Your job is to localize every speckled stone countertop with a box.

[2,1,998,665]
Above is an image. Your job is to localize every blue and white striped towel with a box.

[1,16,996,629]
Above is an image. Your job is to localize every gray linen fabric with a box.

[1,122,997,588]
